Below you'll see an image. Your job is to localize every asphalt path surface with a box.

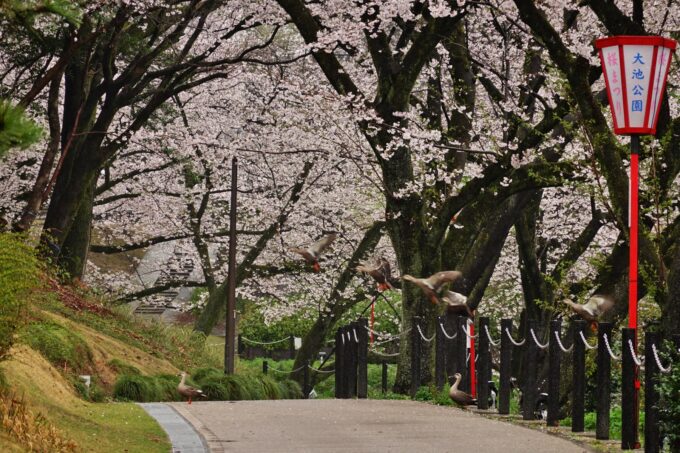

[170,399,589,453]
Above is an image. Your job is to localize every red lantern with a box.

[595,35,676,451]
[595,36,676,135]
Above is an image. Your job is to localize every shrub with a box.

[261,376,283,400]
[113,375,161,402]
[155,374,181,401]
[200,380,230,400]
[279,379,302,399]
[21,322,93,372]
[221,375,253,400]
[660,343,680,451]
[107,358,141,376]
[0,233,40,362]
[414,386,433,401]
[89,383,107,403]
[192,367,222,384]
[238,304,316,351]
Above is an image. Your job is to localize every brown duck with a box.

[289,233,337,272]
[356,257,393,291]
[402,270,462,304]
[449,372,476,406]
[563,294,614,330]
[177,372,206,404]
[441,291,475,318]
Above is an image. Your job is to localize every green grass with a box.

[41,295,222,372]
[1,346,170,452]
[20,321,94,372]
[238,358,408,400]
[561,407,643,441]
[107,358,141,375]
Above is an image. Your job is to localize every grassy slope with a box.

[0,287,216,452]
[2,342,172,452]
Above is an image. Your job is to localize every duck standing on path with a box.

[449,372,476,407]
[289,233,337,272]
[563,294,614,331]
[177,372,206,405]
[402,270,462,304]
[356,257,394,291]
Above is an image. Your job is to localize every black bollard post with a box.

[382,362,388,394]
[645,330,661,453]
[572,319,587,432]
[238,334,245,355]
[348,322,358,398]
[435,315,447,392]
[498,318,513,415]
[445,313,458,385]
[410,316,422,398]
[289,335,296,360]
[522,319,539,421]
[303,359,310,399]
[341,326,352,398]
[334,327,344,398]
[357,318,369,399]
[621,327,639,449]
[457,316,469,393]
[596,322,613,440]
[547,319,562,427]
[343,325,354,398]
[263,360,268,375]
[478,317,490,410]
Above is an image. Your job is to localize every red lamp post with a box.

[595,35,676,450]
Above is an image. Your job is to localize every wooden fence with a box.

[333,314,680,452]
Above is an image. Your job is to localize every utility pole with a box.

[225,157,238,374]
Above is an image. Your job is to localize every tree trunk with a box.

[59,175,96,278]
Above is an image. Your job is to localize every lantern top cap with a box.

[595,35,677,50]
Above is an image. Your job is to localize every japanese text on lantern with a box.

[603,48,624,128]
[622,45,653,128]
[630,52,644,112]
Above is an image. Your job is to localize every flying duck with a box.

[441,290,475,318]
[356,257,394,291]
[402,270,462,304]
[289,233,337,272]
[563,294,615,330]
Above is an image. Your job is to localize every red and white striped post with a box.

[595,35,676,450]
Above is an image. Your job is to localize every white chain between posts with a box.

[416,324,436,342]
[652,343,672,374]
[268,364,306,374]
[370,349,400,357]
[484,325,500,346]
[353,329,359,343]
[530,328,549,349]
[364,325,410,344]
[461,323,479,339]
[504,328,526,346]
[603,333,620,360]
[308,365,335,374]
[628,339,644,366]
[241,335,291,345]
[579,331,598,350]
[439,322,457,339]
[554,331,574,353]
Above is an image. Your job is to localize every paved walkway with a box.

[140,403,207,453]
[169,399,590,453]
